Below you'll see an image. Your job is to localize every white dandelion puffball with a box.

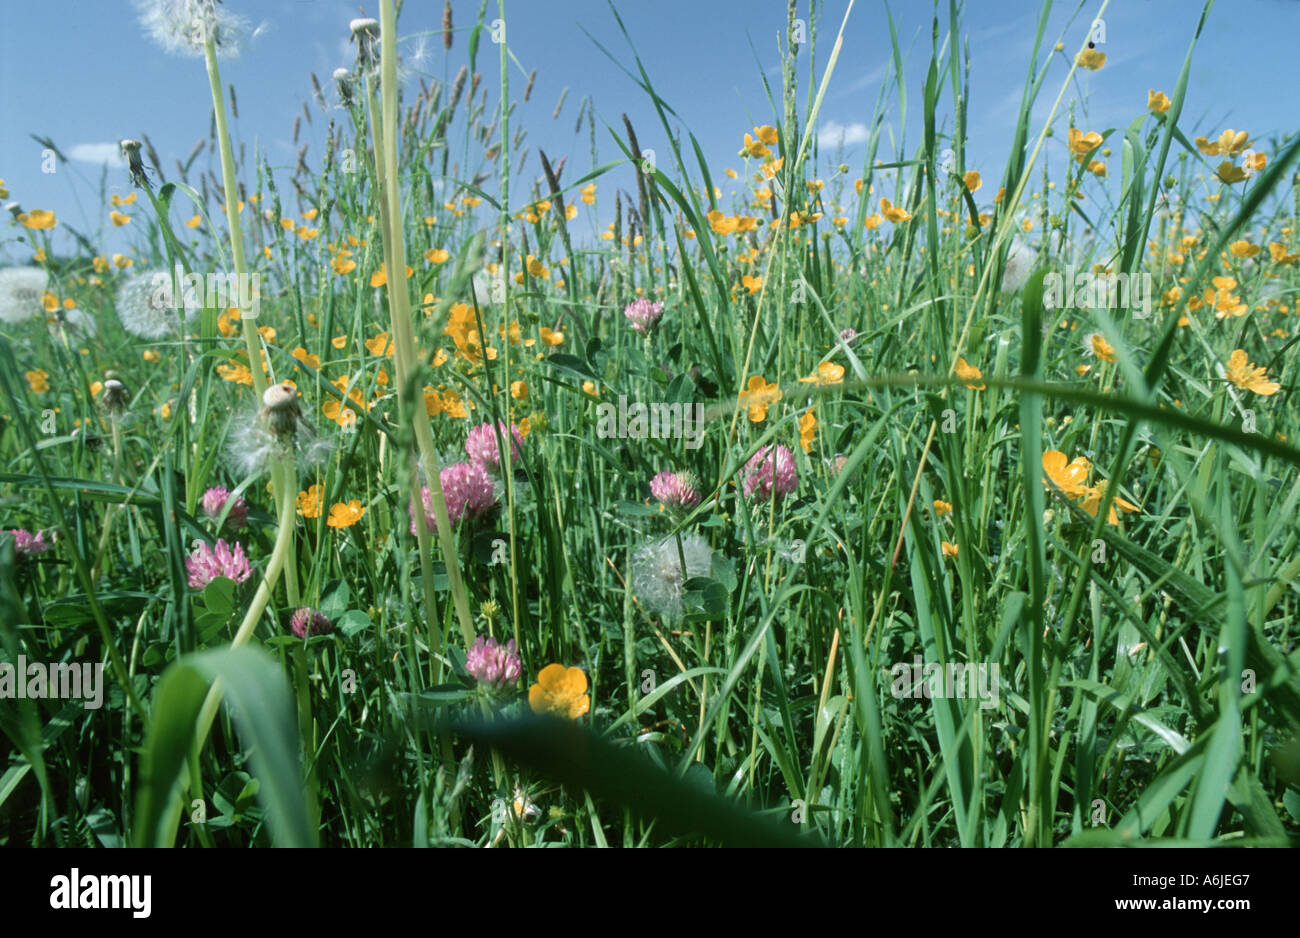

[226,402,333,480]
[0,266,49,324]
[135,0,250,58]
[115,269,200,339]
[58,307,98,338]
[472,267,506,307]
[630,534,714,620]
[1000,239,1036,294]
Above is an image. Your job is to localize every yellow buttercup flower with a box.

[880,198,911,223]
[110,210,131,227]
[738,375,782,422]
[369,264,412,287]
[25,369,50,394]
[1075,48,1105,70]
[19,209,57,230]
[1216,161,1248,184]
[798,361,845,386]
[1196,129,1251,157]
[1042,450,1092,498]
[1224,349,1280,396]
[941,540,959,558]
[933,500,953,518]
[1078,480,1139,526]
[1147,90,1170,114]
[1067,127,1103,159]
[365,332,394,356]
[528,664,590,719]
[216,362,254,385]
[962,170,981,192]
[327,500,366,529]
[297,484,323,519]
[798,408,816,454]
[954,357,985,390]
[1086,333,1116,363]
[1269,242,1300,264]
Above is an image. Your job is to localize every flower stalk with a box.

[202,32,298,609]
[369,0,476,651]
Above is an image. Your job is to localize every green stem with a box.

[204,34,297,605]
[186,456,298,810]
[374,0,477,651]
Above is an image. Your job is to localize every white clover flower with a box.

[630,533,713,620]
[115,268,200,339]
[135,0,250,59]
[0,266,49,324]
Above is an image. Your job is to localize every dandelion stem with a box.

[372,0,477,652]
[203,34,298,605]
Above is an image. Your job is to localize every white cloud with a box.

[818,120,870,147]
[68,143,126,168]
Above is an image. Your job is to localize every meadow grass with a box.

[1,0,1299,848]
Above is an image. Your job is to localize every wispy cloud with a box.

[68,143,125,168]
[818,119,870,147]
[846,61,891,92]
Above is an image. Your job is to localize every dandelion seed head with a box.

[115,268,199,339]
[0,266,49,324]
[226,400,333,480]
[55,307,97,338]
[630,534,713,620]
[1000,239,1036,294]
[135,0,250,59]
[100,378,131,415]
[472,267,506,307]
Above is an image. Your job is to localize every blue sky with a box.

[2,0,1297,263]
